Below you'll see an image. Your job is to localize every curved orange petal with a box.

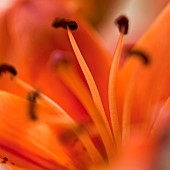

[117,1,170,123]
[0,91,91,169]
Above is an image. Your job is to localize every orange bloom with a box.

[0,0,170,170]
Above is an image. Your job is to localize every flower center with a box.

[52,16,130,166]
[0,15,153,170]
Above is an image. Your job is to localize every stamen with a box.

[127,50,150,65]
[2,157,8,162]
[115,15,129,34]
[52,51,115,158]
[0,157,8,164]
[15,78,73,121]
[0,63,17,77]
[108,16,129,147]
[1,64,104,165]
[27,91,40,120]
[52,18,78,30]
[66,28,114,164]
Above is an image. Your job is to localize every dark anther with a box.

[115,15,129,34]
[0,63,17,76]
[1,157,8,164]
[27,91,40,120]
[52,18,78,30]
[2,157,8,161]
[128,50,150,65]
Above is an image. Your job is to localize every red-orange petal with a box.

[117,2,170,124]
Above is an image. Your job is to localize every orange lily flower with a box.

[0,0,170,170]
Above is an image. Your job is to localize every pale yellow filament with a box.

[108,27,125,147]
[67,28,115,164]
[57,64,115,162]
[67,28,113,141]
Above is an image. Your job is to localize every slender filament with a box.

[67,28,115,163]
[108,27,125,147]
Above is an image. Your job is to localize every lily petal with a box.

[117,1,170,124]
[0,91,91,169]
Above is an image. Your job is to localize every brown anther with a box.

[2,157,8,161]
[128,49,150,65]
[0,63,17,76]
[52,18,78,30]
[27,91,40,120]
[115,15,129,34]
